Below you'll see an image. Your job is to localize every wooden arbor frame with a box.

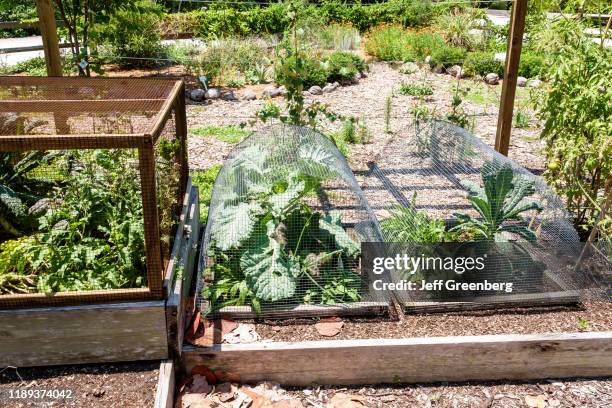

[0,76,188,308]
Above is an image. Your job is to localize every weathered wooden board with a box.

[182,332,612,386]
[166,181,200,358]
[211,302,390,320]
[0,301,167,367]
[154,360,175,408]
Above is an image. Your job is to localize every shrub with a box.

[534,20,612,234]
[428,44,467,68]
[364,25,412,61]
[187,37,270,85]
[318,23,361,50]
[275,53,328,89]
[191,165,221,224]
[463,51,504,77]
[95,1,165,67]
[518,51,544,79]
[324,51,367,83]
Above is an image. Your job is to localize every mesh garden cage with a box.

[197,125,389,318]
[0,77,188,308]
[363,119,598,312]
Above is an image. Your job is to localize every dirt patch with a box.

[251,301,612,342]
[0,361,159,407]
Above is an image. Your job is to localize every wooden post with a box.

[494,0,528,156]
[35,0,62,77]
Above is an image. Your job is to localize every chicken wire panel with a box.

[0,147,148,307]
[0,77,177,135]
[197,125,388,318]
[154,110,185,268]
[363,120,597,307]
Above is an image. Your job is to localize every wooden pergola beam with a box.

[35,0,62,77]
[495,0,528,156]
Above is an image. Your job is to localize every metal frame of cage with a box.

[0,76,189,308]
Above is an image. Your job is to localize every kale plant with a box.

[451,160,542,242]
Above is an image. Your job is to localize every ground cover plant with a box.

[0,149,147,294]
[190,126,250,144]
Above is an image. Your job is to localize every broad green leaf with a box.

[298,144,338,179]
[211,202,260,250]
[319,211,360,257]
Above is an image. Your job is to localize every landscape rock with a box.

[221,90,237,101]
[528,79,543,88]
[332,81,340,89]
[308,85,323,95]
[447,65,464,78]
[352,72,361,83]
[205,88,221,99]
[360,71,368,79]
[242,90,257,101]
[277,85,287,95]
[263,86,281,98]
[189,88,206,102]
[322,83,335,93]
[485,73,500,85]
[517,76,528,87]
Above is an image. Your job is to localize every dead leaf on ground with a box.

[181,392,214,408]
[327,393,366,408]
[190,366,217,384]
[315,317,344,337]
[187,375,213,395]
[239,387,270,408]
[224,323,261,344]
[525,394,547,408]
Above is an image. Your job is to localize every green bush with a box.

[364,25,413,61]
[428,43,467,68]
[518,51,544,79]
[161,1,436,40]
[463,51,504,77]
[324,51,367,83]
[318,23,361,50]
[534,20,612,235]
[95,1,165,67]
[275,53,328,89]
[399,82,433,96]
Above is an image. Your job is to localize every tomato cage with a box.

[197,125,390,319]
[362,119,603,313]
[0,76,188,308]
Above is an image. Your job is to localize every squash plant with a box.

[204,144,362,314]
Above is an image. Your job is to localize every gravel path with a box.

[186,62,546,175]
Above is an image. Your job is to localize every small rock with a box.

[332,81,340,89]
[360,71,368,78]
[190,89,206,102]
[52,220,69,230]
[263,86,281,98]
[221,91,237,101]
[28,198,57,216]
[277,85,287,95]
[485,73,500,85]
[308,85,323,95]
[322,83,335,93]
[92,389,105,398]
[352,72,361,83]
[380,395,396,402]
[242,90,256,101]
[517,76,528,87]
[205,88,221,99]
[447,65,464,78]
[432,65,444,74]
[303,91,311,97]
[528,79,543,88]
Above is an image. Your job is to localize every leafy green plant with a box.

[0,149,147,294]
[190,126,250,144]
[338,117,371,144]
[364,25,413,61]
[463,52,504,77]
[446,94,472,130]
[533,19,611,233]
[275,53,328,89]
[513,109,530,129]
[204,144,361,313]
[518,50,544,79]
[381,193,450,243]
[226,78,246,89]
[399,82,433,96]
[577,317,590,331]
[451,160,543,242]
[323,51,367,83]
[94,0,165,67]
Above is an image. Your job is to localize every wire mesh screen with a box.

[363,120,594,309]
[197,125,388,318]
[0,77,186,308]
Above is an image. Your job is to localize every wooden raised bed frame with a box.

[0,76,188,308]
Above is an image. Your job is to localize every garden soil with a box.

[0,361,158,407]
